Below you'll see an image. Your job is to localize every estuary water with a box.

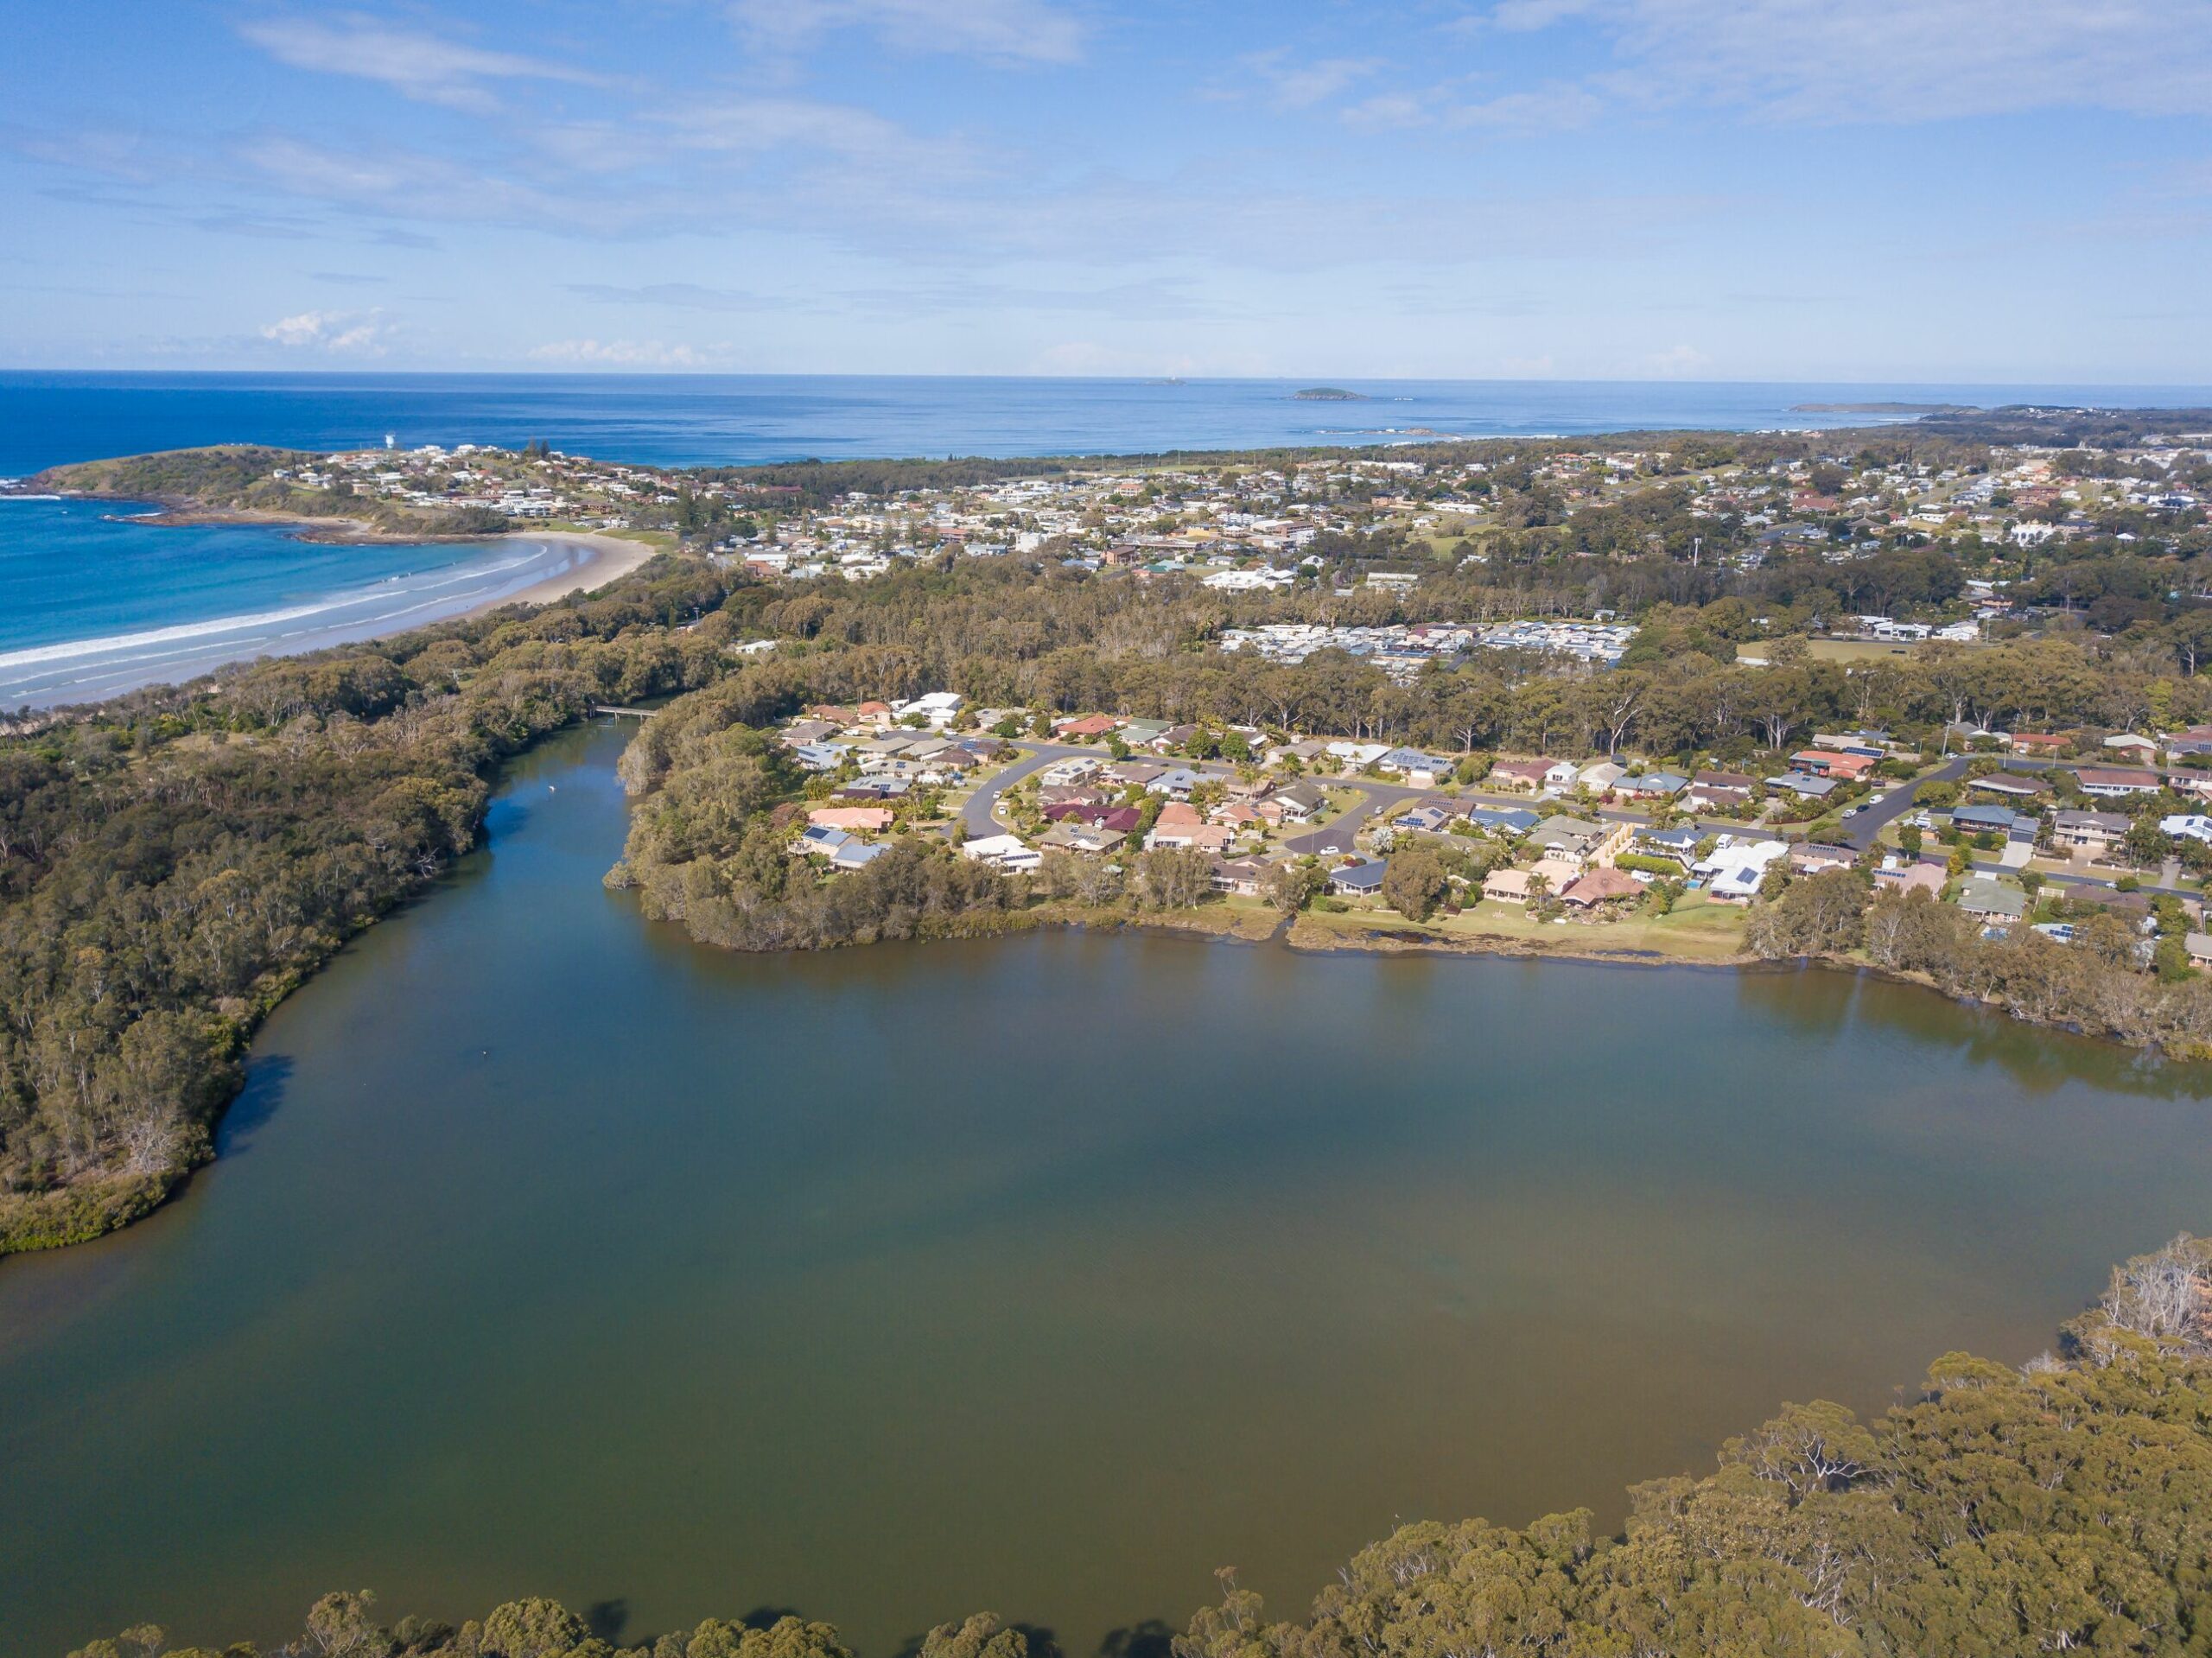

[3,721,2210,1655]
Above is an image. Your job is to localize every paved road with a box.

[954,741,1090,838]
[1841,755,1967,851]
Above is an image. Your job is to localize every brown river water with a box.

[4,721,2209,1656]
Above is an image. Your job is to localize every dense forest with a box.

[63,1231,2212,1657]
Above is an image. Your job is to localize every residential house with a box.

[1147,800,1204,835]
[1696,838,1789,902]
[1956,875,2029,922]
[1874,860,1947,897]
[1812,731,1892,756]
[1683,770,1757,811]
[1039,822,1121,854]
[1527,815,1607,862]
[1615,770,1688,799]
[1148,767,1205,798]
[1949,804,2019,836]
[2161,814,2212,846]
[2188,932,2212,971]
[836,778,908,802]
[2075,766,2164,797]
[808,806,894,832]
[791,743,848,772]
[1968,773,2047,802]
[1490,757,1576,793]
[1767,772,1839,800]
[961,833,1040,871]
[1529,854,1586,892]
[1393,804,1453,835]
[2103,734,2161,760]
[1271,781,1329,823]
[830,840,887,872]
[1482,868,1533,904]
[795,824,849,856]
[1578,759,1627,792]
[1052,714,1123,740]
[1465,805,1541,837]
[1790,749,1877,781]
[1376,748,1454,788]
[1562,867,1643,908]
[1328,860,1388,898]
[1210,858,1269,897]
[893,690,963,727]
[2008,732,2072,757]
[1633,825,1703,867]
[1789,843,1858,876]
[2051,810,2131,854]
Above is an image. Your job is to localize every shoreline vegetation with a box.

[65,1229,2212,1658]
[10,409,2212,1255]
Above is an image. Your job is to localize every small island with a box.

[1292,386,1367,401]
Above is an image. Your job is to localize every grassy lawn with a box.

[1297,891,1750,961]
[1739,638,1923,664]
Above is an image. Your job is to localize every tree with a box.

[2124,816,2173,869]
[1746,868,1868,958]
[1381,848,1448,922]
[1133,847,1212,910]
[1266,860,1323,915]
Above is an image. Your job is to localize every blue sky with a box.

[3,0,2209,380]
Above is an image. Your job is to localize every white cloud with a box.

[1448,81,1605,130]
[260,308,393,353]
[526,338,722,366]
[1239,52,1384,111]
[1464,0,2212,123]
[726,0,1084,65]
[238,15,603,112]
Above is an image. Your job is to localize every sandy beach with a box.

[476,530,660,613]
[3,518,672,710]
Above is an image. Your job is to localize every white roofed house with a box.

[960,833,1040,871]
[1696,838,1789,903]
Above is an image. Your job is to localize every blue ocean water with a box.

[4,372,2209,478]
[0,498,595,708]
[4,372,2209,708]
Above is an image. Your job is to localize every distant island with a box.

[1789,401,1980,415]
[1293,387,1367,401]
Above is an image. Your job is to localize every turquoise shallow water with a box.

[0,498,591,708]
[3,721,2209,1656]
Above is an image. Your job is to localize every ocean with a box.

[5,371,2210,478]
[3,372,2208,708]
[0,498,599,708]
